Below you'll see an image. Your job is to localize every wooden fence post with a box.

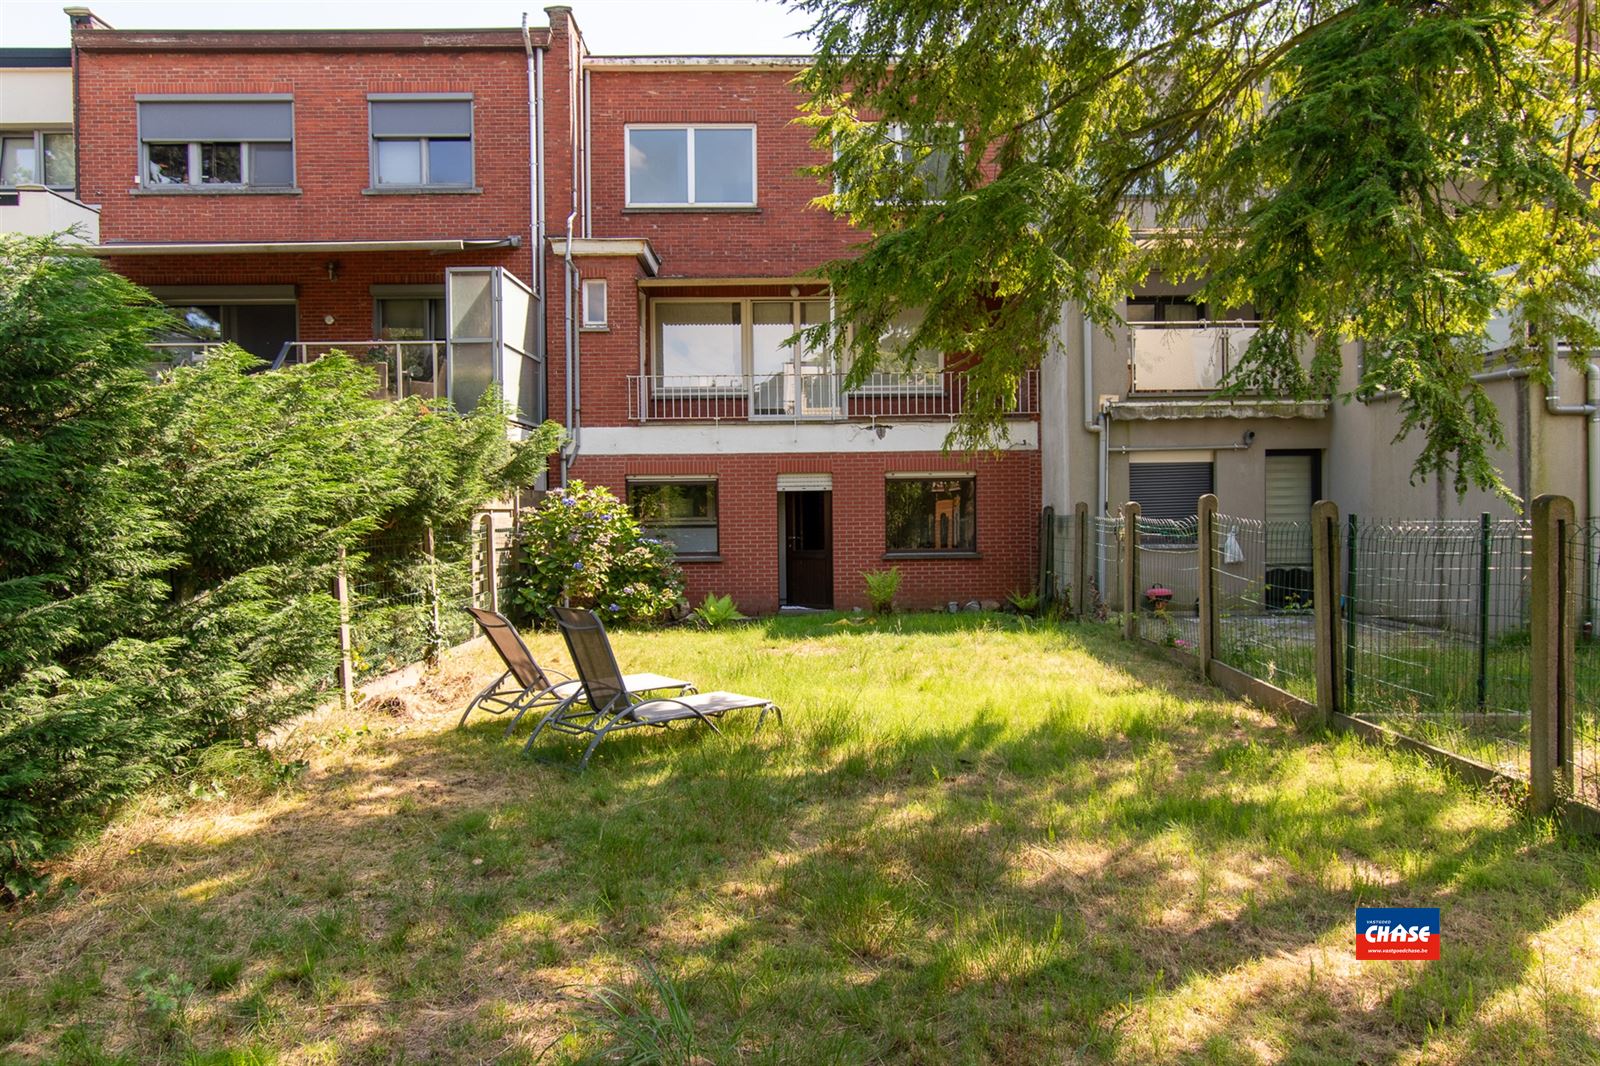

[481,511,500,614]
[1197,493,1218,679]
[1038,505,1055,605]
[423,521,441,669]
[1311,499,1342,728]
[1121,501,1141,640]
[1074,501,1090,621]
[334,547,354,711]
[1530,493,1577,814]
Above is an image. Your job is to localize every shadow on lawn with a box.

[11,630,1600,1065]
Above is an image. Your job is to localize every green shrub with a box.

[1006,588,1041,615]
[0,235,557,895]
[691,593,748,628]
[862,567,902,613]
[508,481,684,625]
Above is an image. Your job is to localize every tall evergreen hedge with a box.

[0,235,558,896]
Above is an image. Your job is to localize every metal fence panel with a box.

[1343,516,1531,778]
[1211,513,1317,700]
[1091,515,1124,619]
[1041,510,1076,613]
[1135,516,1201,650]
[1570,521,1600,811]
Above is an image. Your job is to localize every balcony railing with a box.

[147,339,448,404]
[1129,321,1259,393]
[278,341,449,403]
[626,369,1040,423]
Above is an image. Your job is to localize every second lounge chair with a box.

[534,605,782,768]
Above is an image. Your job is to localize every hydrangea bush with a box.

[509,481,685,625]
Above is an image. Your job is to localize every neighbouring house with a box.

[0,44,98,241]
[67,5,1044,613]
[69,7,547,435]
[64,3,1594,614]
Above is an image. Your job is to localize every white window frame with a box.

[649,296,828,391]
[367,94,476,190]
[0,129,74,190]
[135,96,295,190]
[624,124,758,208]
[581,278,609,329]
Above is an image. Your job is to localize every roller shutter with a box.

[1128,461,1213,520]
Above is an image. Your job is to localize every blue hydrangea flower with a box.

[608,603,620,612]
[561,496,576,507]
[572,561,584,571]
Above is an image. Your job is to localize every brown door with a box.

[784,491,833,608]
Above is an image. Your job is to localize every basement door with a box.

[783,490,834,608]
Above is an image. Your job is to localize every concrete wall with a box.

[0,187,99,240]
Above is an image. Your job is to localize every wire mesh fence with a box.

[1340,516,1532,777]
[1569,521,1600,811]
[1134,517,1201,651]
[343,515,512,684]
[1210,514,1318,702]
[1039,508,1076,613]
[1091,515,1123,620]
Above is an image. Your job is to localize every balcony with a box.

[279,341,449,403]
[625,369,1040,423]
[1129,321,1259,393]
[147,340,448,404]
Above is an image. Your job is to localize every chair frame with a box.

[537,606,781,768]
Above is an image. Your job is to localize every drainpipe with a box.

[559,17,583,485]
[1082,306,1103,510]
[522,16,548,434]
[1540,341,1600,627]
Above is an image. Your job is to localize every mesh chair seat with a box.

[458,606,693,738]
[534,606,783,768]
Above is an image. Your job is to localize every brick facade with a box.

[73,7,1045,615]
[570,450,1041,613]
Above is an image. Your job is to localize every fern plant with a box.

[862,567,901,613]
[690,593,747,628]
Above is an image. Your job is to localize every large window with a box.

[885,475,976,554]
[138,98,294,188]
[652,298,829,385]
[369,97,474,188]
[883,122,960,201]
[628,479,719,557]
[1126,295,1204,323]
[1,130,74,189]
[626,125,756,207]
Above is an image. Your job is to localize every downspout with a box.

[1081,305,1110,597]
[559,20,583,484]
[522,17,548,422]
[1540,341,1600,626]
[583,68,593,238]
[1082,306,1103,511]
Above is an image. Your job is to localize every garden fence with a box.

[1043,494,1598,830]
[332,508,516,705]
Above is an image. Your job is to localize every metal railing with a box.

[626,369,1040,422]
[279,341,449,403]
[1128,321,1260,393]
[146,340,448,404]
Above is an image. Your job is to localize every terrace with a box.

[624,367,1041,422]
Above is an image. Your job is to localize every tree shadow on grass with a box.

[4,630,1598,1065]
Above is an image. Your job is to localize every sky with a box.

[0,0,819,54]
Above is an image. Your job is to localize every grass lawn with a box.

[3,613,1599,1065]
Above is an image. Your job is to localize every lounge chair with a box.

[459,606,694,738]
[536,605,782,768]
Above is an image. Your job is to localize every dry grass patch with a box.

[1,613,1597,1065]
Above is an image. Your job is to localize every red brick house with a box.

[71,10,552,436]
[71,5,1043,614]
[541,10,1041,613]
